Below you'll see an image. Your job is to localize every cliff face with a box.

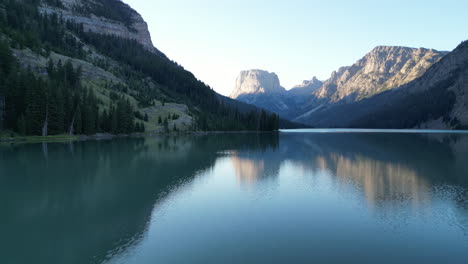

[229,46,447,122]
[41,0,155,51]
[230,70,285,99]
[296,41,468,129]
[230,70,316,117]
[315,46,447,103]
[288,77,323,97]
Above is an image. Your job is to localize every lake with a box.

[1,130,468,264]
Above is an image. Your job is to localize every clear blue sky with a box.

[123,0,467,96]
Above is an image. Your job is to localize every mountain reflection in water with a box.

[1,132,467,264]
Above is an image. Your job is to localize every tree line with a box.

[75,31,280,131]
[0,0,280,133]
[0,40,144,135]
[0,0,85,59]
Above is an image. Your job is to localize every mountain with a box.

[230,46,446,124]
[314,46,447,103]
[230,69,294,115]
[345,40,468,129]
[288,41,468,129]
[292,46,448,126]
[230,70,324,118]
[0,0,280,136]
[288,77,323,97]
[287,77,324,108]
[230,69,286,98]
[40,0,155,51]
[217,94,308,129]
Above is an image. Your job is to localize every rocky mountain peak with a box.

[298,76,321,86]
[314,45,447,102]
[288,76,324,96]
[230,69,285,99]
[41,0,155,51]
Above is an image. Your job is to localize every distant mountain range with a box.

[230,70,323,119]
[1,0,465,133]
[230,43,468,129]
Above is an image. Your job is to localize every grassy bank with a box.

[0,132,80,143]
[0,130,280,144]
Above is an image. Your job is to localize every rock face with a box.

[291,46,448,126]
[315,46,447,103]
[362,40,468,129]
[229,70,293,115]
[41,0,155,51]
[230,70,285,99]
[288,77,323,97]
[292,41,468,129]
[230,70,322,117]
[229,46,453,128]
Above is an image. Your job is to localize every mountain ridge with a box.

[228,44,450,127]
[41,0,156,51]
[0,0,281,136]
[348,40,468,129]
[313,45,447,103]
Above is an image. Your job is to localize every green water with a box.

[1,131,468,264]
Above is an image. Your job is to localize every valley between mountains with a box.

[0,0,282,137]
[230,44,468,129]
[0,0,467,136]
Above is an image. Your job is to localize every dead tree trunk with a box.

[68,112,75,136]
[42,108,48,137]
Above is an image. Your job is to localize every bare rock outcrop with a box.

[315,46,447,103]
[230,70,286,99]
[288,77,323,97]
[41,0,155,51]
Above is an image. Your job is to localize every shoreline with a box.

[0,130,280,143]
[5,127,468,144]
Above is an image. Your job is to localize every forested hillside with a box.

[0,0,279,136]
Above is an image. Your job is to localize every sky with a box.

[123,0,468,96]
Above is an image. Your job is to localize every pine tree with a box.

[74,104,82,134]
[48,83,65,135]
[163,117,169,132]
[115,99,126,133]
[134,122,139,132]
[83,88,97,135]
[125,99,134,133]
[100,109,109,132]
[17,114,26,135]
[0,41,13,76]
[0,41,13,131]
[46,59,55,78]
[110,104,118,134]
[135,122,145,133]
[25,78,48,135]
[0,72,4,131]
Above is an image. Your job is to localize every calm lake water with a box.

[1,131,468,264]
